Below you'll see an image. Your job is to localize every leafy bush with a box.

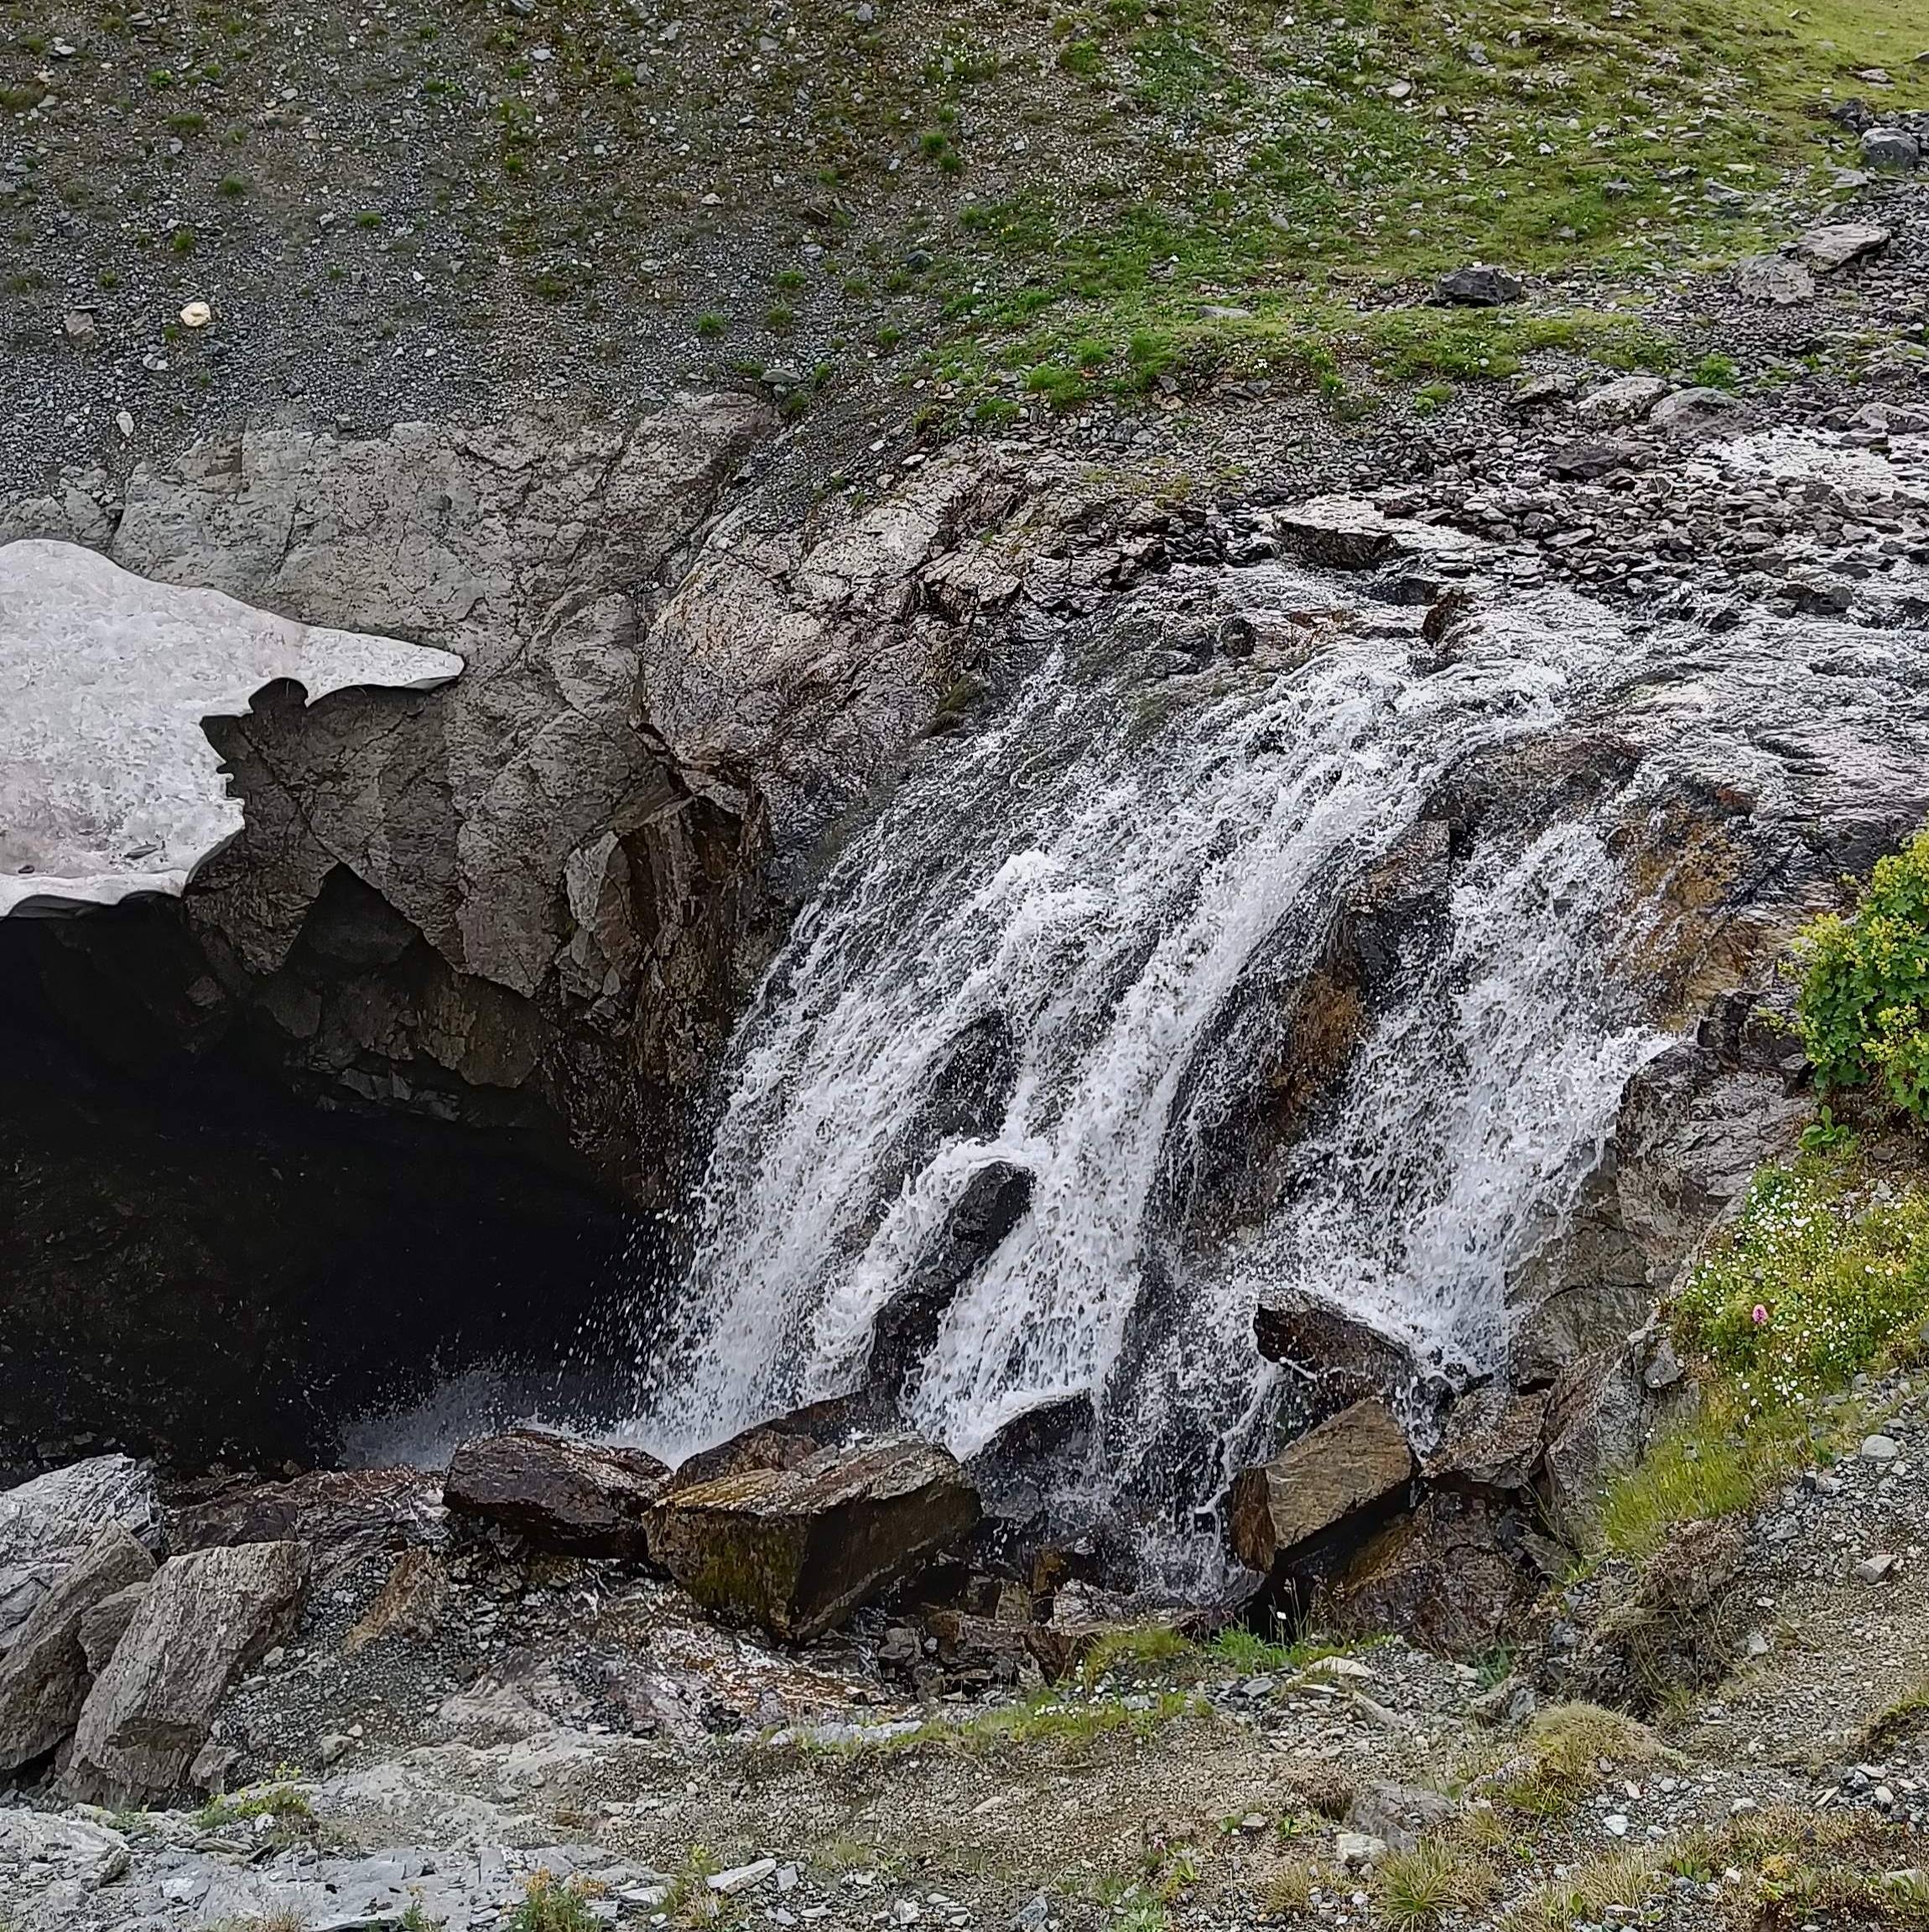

[1795,831,1929,1118]
[1671,1160,1929,1409]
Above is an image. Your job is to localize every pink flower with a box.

[1751,1304,1769,1326]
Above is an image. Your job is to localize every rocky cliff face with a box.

[0,409,1058,1466]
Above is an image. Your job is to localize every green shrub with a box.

[1795,831,1929,1118]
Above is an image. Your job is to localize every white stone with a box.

[709,1857,778,1895]
[0,539,462,916]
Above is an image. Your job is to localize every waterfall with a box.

[626,557,1671,1575]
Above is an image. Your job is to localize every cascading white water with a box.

[627,559,1672,1571]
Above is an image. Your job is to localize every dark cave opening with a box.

[0,904,653,1486]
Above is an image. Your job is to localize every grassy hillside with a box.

[1,0,1921,427]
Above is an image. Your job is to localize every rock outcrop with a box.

[445,1430,670,1561]
[648,1437,981,1643]
[65,1540,309,1802]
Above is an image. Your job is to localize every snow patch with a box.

[0,538,463,916]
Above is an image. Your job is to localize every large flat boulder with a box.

[1229,1399,1414,1574]
[0,1525,154,1773]
[444,1429,668,1561]
[647,1438,981,1644]
[65,1540,309,1803]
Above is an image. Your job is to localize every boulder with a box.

[1546,440,1639,482]
[1323,1491,1537,1658]
[666,1394,881,1494]
[1229,1399,1414,1575]
[1433,263,1524,306]
[1346,1779,1458,1853]
[170,1466,443,1581]
[0,1525,155,1773]
[1424,1385,1549,1493]
[1795,222,1890,272]
[444,1430,669,1561]
[65,1540,309,1803]
[78,1583,148,1676]
[1649,387,1738,439]
[1253,1294,1413,1418]
[1574,376,1669,425]
[647,1437,980,1643]
[1861,127,1921,169]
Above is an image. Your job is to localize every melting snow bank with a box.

[0,538,461,916]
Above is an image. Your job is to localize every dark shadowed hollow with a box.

[0,906,653,1483]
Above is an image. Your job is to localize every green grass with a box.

[913,0,1925,416]
[508,1872,602,1932]
[1373,1836,1500,1926]
[1602,1149,1929,1553]
[1490,1704,1667,1819]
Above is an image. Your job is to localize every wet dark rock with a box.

[444,1430,668,1561]
[649,1437,980,1644]
[867,1161,1033,1399]
[1230,1399,1414,1576]
[65,1540,309,1803]
[1323,1490,1537,1659]
[1253,1294,1413,1420]
[1423,1384,1551,1494]
[892,1015,1018,1182]
[0,1525,154,1774]
[170,1467,443,1581]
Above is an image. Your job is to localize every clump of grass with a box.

[1502,1849,1659,1932]
[694,309,728,340]
[1492,1704,1662,1818]
[1599,1387,1812,1556]
[217,172,248,197]
[510,1871,604,1932]
[1372,1836,1499,1926]
[1079,1621,1193,1682]
[1261,1862,1313,1916]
